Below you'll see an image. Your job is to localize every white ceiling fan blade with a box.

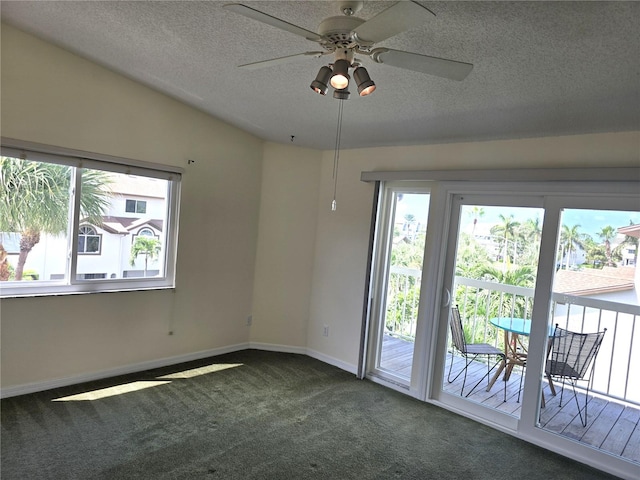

[371,48,473,81]
[353,1,435,44]
[239,52,325,70]
[224,4,322,42]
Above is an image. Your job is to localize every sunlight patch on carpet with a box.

[52,381,171,401]
[156,363,243,379]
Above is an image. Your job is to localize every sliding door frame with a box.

[431,192,545,431]
[364,181,436,393]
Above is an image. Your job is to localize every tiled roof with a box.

[553,266,635,296]
[94,216,164,234]
[618,224,640,239]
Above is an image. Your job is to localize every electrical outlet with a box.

[323,325,329,337]
[247,315,253,326]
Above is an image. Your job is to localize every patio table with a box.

[486,317,531,392]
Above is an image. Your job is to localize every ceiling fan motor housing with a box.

[317,16,365,47]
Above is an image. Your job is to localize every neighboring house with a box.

[553,265,638,305]
[552,264,638,406]
[552,222,639,305]
[4,174,167,280]
[618,223,640,267]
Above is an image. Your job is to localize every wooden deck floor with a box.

[380,334,640,464]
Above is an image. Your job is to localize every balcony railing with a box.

[385,266,640,406]
[385,266,422,341]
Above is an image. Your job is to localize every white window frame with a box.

[78,225,102,255]
[125,199,147,214]
[0,139,182,297]
[138,228,155,237]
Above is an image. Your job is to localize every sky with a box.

[468,207,640,239]
[396,193,639,240]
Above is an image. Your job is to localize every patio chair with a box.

[447,305,506,401]
[545,324,607,427]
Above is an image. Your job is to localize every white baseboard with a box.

[248,343,358,375]
[0,343,358,398]
[306,348,358,375]
[248,342,307,355]
[0,343,249,399]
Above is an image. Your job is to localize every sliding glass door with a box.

[436,194,544,423]
[365,183,431,385]
[364,179,640,477]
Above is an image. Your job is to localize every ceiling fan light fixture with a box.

[330,59,351,89]
[333,87,351,100]
[353,66,376,96]
[310,66,332,95]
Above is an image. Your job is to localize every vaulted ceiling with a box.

[2,1,639,149]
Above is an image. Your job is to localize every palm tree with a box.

[480,265,536,287]
[468,206,485,235]
[0,157,111,280]
[597,225,617,267]
[490,214,520,265]
[402,213,416,236]
[455,233,493,279]
[560,224,585,269]
[129,236,161,277]
[477,265,536,319]
[521,217,542,245]
[582,236,606,268]
[455,264,536,340]
[518,217,542,265]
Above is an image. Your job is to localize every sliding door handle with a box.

[442,288,451,308]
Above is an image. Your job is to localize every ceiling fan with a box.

[223,1,474,98]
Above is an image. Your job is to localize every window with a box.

[1,142,181,297]
[0,232,20,254]
[77,273,107,280]
[78,225,101,254]
[126,199,147,214]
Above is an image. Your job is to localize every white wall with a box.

[0,23,264,389]
[249,143,322,350]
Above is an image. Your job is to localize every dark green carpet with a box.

[1,350,619,479]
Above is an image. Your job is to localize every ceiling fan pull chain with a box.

[332,98,345,211]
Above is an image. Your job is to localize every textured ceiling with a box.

[2,1,639,150]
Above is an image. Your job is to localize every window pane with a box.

[537,207,640,458]
[377,191,430,380]
[78,236,86,253]
[76,170,168,280]
[0,156,71,283]
[0,232,20,254]
[86,236,100,253]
